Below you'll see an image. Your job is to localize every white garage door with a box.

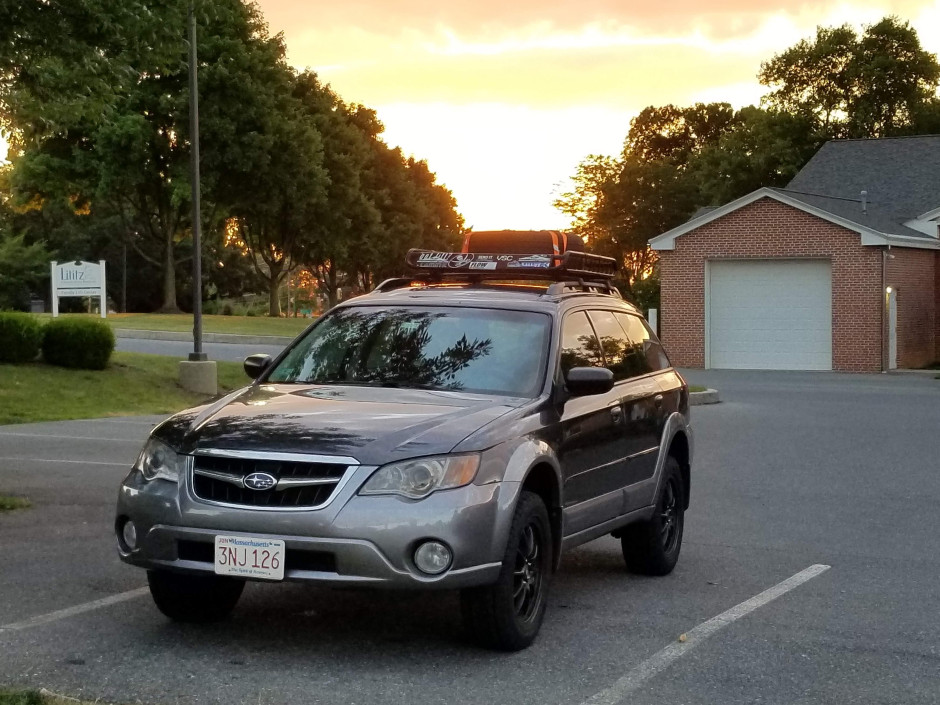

[707,259,832,370]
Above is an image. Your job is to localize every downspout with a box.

[881,244,892,373]
[881,247,886,373]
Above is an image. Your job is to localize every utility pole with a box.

[178,0,216,396]
[188,0,206,362]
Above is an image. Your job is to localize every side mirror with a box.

[565,367,614,397]
[244,354,273,380]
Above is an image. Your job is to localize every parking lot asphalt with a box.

[0,371,938,705]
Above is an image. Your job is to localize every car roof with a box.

[342,283,643,315]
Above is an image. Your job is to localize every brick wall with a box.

[659,197,884,372]
[887,248,937,368]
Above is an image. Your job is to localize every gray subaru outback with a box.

[116,247,692,651]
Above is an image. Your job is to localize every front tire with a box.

[147,570,245,623]
[461,491,552,651]
[621,457,684,576]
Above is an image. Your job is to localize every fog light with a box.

[414,541,452,575]
[122,520,137,551]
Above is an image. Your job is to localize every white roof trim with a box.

[915,205,940,221]
[649,188,939,251]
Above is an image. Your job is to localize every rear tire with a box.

[621,457,684,576]
[147,570,244,623]
[461,491,552,651]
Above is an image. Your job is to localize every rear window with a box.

[267,306,552,397]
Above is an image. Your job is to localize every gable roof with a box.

[788,135,940,223]
[651,135,940,251]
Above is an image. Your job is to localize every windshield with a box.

[267,306,552,397]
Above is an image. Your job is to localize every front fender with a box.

[475,437,564,570]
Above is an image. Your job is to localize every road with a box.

[116,337,285,362]
[0,371,938,704]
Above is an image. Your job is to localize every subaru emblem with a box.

[244,472,277,491]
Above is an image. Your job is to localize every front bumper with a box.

[116,463,507,589]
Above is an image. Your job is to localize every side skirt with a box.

[560,505,655,552]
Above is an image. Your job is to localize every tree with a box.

[625,103,736,165]
[759,17,940,138]
[690,107,819,205]
[0,167,50,309]
[209,67,327,317]
[2,0,296,312]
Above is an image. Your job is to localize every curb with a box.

[114,329,294,346]
[690,389,720,406]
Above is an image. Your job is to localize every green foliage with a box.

[627,275,661,316]
[0,690,45,705]
[759,17,940,137]
[0,495,31,512]
[42,317,115,370]
[0,233,50,310]
[0,312,43,363]
[691,107,820,205]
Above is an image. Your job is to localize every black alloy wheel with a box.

[621,456,685,576]
[461,491,552,651]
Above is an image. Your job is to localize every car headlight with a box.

[135,438,184,483]
[360,454,480,499]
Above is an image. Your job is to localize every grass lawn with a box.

[0,495,31,512]
[33,312,312,337]
[688,385,708,393]
[0,351,250,425]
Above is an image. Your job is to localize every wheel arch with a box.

[666,430,691,510]
[520,462,564,572]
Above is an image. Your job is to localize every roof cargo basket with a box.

[372,249,620,296]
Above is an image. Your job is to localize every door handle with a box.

[653,394,664,408]
[609,406,623,424]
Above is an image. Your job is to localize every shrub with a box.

[202,299,219,315]
[42,318,115,370]
[222,303,234,316]
[0,312,43,363]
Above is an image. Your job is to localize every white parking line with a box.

[0,432,141,443]
[0,456,129,467]
[0,588,149,633]
[581,564,831,705]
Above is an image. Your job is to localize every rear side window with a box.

[586,310,643,381]
[615,312,671,373]
[559,312,603,375]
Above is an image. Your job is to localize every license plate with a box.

[214,535,285,581]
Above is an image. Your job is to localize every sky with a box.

[3,1,939,230]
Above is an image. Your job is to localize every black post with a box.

[188,0,206,361]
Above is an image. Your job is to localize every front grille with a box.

[177,540,336,573]
[191,454,350,509]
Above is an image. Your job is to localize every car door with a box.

[584,309,662,491]
[614,312,671,487]
[557,310,628,535]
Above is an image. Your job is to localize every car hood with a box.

[154,383,522,466]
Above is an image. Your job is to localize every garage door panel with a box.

[708,260,832,370]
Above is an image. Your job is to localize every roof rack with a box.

[373,249,620,296]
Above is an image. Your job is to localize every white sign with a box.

[51,260,107,318]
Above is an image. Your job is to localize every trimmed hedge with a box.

[0,312,43,363]
[42,318,115,370]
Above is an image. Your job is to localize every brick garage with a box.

[650,137,940,372]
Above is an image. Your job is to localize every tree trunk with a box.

[268,277,281,317]
[158,231,180,313]
[326,266,339,309]
[267,260,283,317]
